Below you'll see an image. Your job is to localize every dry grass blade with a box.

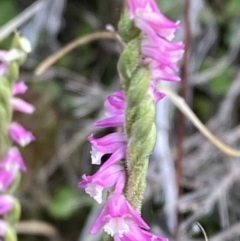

[17,220,60,240]
[197,222,209,241]
[158,84,240,157]
[0,1,44,41]
[35,31,123,75]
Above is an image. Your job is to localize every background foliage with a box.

[1,0,240,240]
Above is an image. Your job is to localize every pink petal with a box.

[0,147,26,171]
[105,91,126,116]
[0,49,22,63]
[0,195,14,215]
[95,115,125,127]
[90,201,108,234]
[88,133,127,153]
[12,81,28,95]
[0,169,16,192]
[9,122,35,147]
[135,11,179,40]
[0,63,8,76]
[11,97,35,114]
[0,220,7,237]
[100,146,126,170]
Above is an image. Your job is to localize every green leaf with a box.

[225,0,240,17]
[48,185,88,219]
[208,67,233,95]
[194,95,213,122]
[0,0,18,26]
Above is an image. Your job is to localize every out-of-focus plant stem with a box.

[176,0,191,238]
[35,31,124,76]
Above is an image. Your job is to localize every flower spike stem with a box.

[0,33,35,241]
[0,76,12,159]
[125,68,157,211]
[79,0,184,240]
[118,26,156,212]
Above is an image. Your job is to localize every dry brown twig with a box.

[17,220,60,241]
[197,222,209,241]
[35,30,124,75]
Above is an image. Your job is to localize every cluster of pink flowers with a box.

[79,91,168,240]
[129,0,184,90]
[0,50,35,237]
[79,0,184,240]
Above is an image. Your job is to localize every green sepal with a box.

[103,233,113,241]
[118,11,141,43]
[7,172,21,194]
[125,68,151,136]
[4,198,21,225]
[7,61,19,83]
[0,76,12,159]
[11,32,30,64]
[0,107,11,158]
[117,10,158,211]
[125,158,148,211]
[12,32,31,53]
[0,78,12,117]
[4,226,17,241]
[130,97,155,140]
[117,38,140,91]
[127,68,151,107]
[126,120,156,173]
[126,124,157,210]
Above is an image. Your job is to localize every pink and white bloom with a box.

[9,122,35,147]
[11,97,35,114]
[90,194,150,237]
[91,194,168,241]
[12,81,28,95]
[0,148,26,192]
[79,2,183,241]
[126,0,184,101]
[0,49,23,63]
[0,147,26,171]
[0,42,34,239]
[79,164,125,203]
[0,220,7,238]
[0,195,15,215]
[148,82,165,103]
[128,0,180,41]
[11,81,35,114]
[88,133,127,165]
[127,0,161,17]
[104,91,126,116]
[113,224,169,241]
[135,11,180,41]
[127,0,148,16]
[142,38,184,70]
[0,63,8,76]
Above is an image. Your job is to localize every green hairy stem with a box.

[118,11,140,43]
[118,12,157,211]
[0,76,13,159]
